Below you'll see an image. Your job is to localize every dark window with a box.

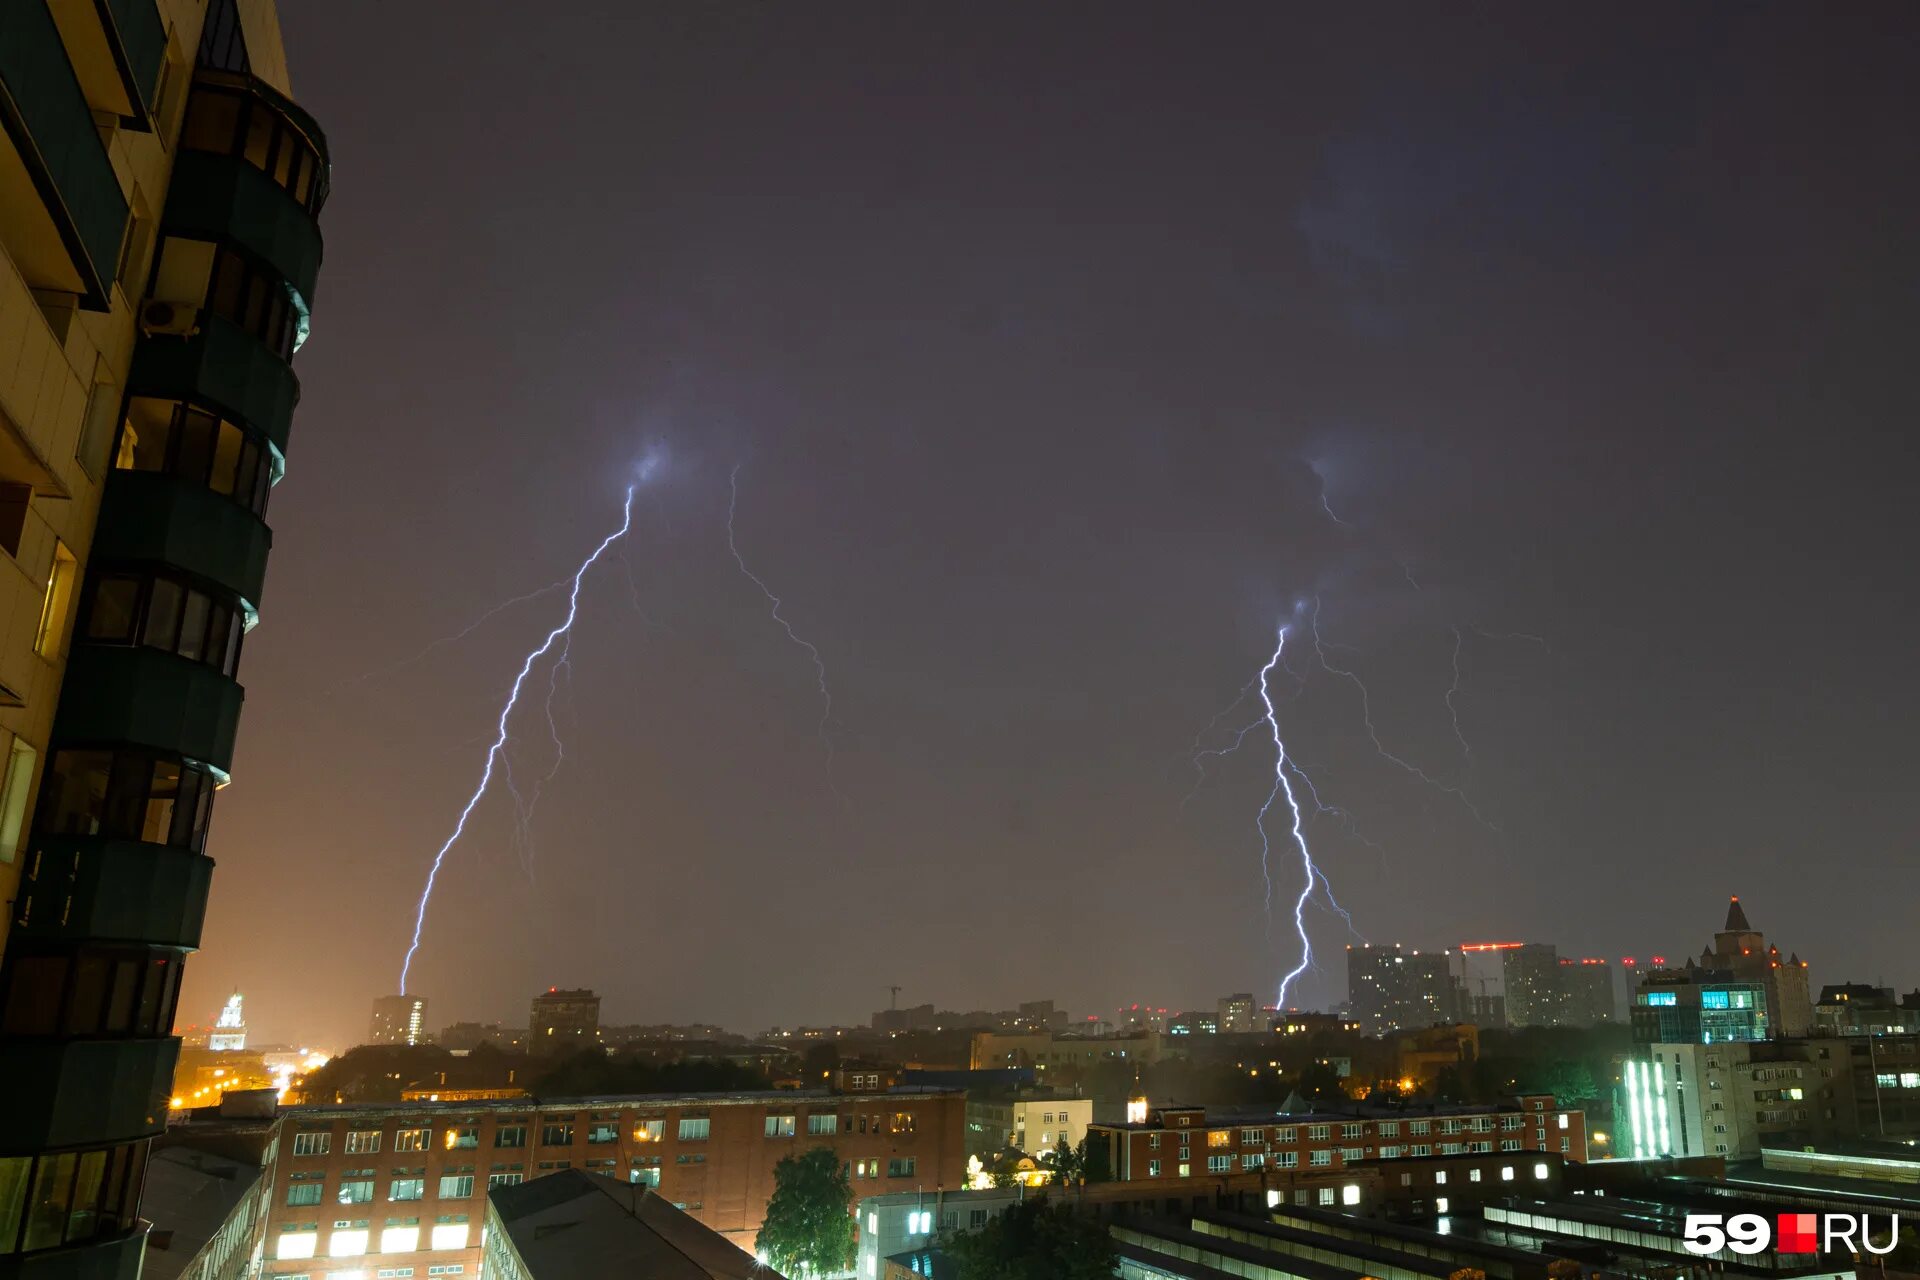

[143,580,183,650]
[0,1140,149,1256]
[177,81,327,214]
[36,749,217,850]
[196,245,298,360]
[79,572,247,679]
[0,956,64,1034]
[84,577,140,642]
[196,0,250,74]
[0,947,181,1041]
[114,397,275,516]
[181,91,242,154]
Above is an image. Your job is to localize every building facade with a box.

[1696,895,1813,1037]
[1498,945,1617,1028]
[1632,1033,1920,1160]
[1631,973,1769,1045]
[0,0,326,1274]
[1345,944,1464,1035]
[528,988,600,1056]
[256,1088,965,1275]
[369,995,430,1047]
[1217,994,1258,1035]
[1814,983,1920,1036]
[1087,1095,1586,1185]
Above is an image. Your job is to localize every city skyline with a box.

[165,2,1919,1046]
[180,891,1908,1050]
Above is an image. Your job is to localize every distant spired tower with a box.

[209,992,248,1051]
[1702,896,1812,1037]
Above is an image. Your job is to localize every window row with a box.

[276,1220,468,1261]
[290,1109,899,1158]
[115,397,278,517]
[180,83,328,213]
[0,945,182,1040]
[37,748,219,851]
[0,1142,147,1256]
[205,242,303,360]
[82,570,247,678]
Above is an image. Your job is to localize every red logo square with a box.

[1776,1213,1818,1254]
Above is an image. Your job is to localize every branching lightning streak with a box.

[1445,625,1472,765]
[1470,626,1551,651]
[329,578,572,692]
[1312,467,1418,589]
[726,463,841,801]
[1255,626,1322,1011]
[1179,715,1268,810]
[399,486,637,993]
[1309,598,1499,831]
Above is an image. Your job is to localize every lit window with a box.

[1435,1197,1449,1213]
[1469,1169,1482,1183]
[395,1129,429,1153]
[677,1118,710,1141]
[1500,1167,1514,1182]
[0,738,37,864]
[1434,1171,1447,1185]
[1556,1114,1568,1130]
[278,1230,318,1260]
[1341,1185,1360,1206]
[429,1224,468,1251]
[293,1132,330,1157]
[1317,1188,1335,1206]
[345,1131,381,1155]
[330,1229,370,1258]
[35,541,77,658]
[765,1115,796,1138]
[1534,1163,1549,1180]
[380,1227,419,1253]
[389,1179,424,1202]
[438,1175,472,1199]
[633,1120,664,1143]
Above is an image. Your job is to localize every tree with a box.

[1528,1060,1600,1107]
[947,1198,1115,1280]
[755,1147,855,1278]
[1042,1136,1084,1187]
[1079,1135,1111,1185]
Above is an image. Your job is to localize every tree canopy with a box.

[755,1146,855,1278]
[948,1198,1115,1280]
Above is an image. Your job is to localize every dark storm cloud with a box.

[182,2,1920,1044]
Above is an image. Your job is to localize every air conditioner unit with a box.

[140,300,199,337]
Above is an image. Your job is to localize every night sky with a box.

[183,3,1920,1046]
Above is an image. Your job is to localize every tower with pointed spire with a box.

[1700,895,1812,1036]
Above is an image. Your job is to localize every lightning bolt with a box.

[1444,625,1472,766]
[726,462,842,804]
[399,485,638,994]
[1255,626,1325,1011]
[1309,598,1498,831]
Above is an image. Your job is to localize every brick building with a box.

[1087,1094,1586,1186]
[252,1088,964,1277]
